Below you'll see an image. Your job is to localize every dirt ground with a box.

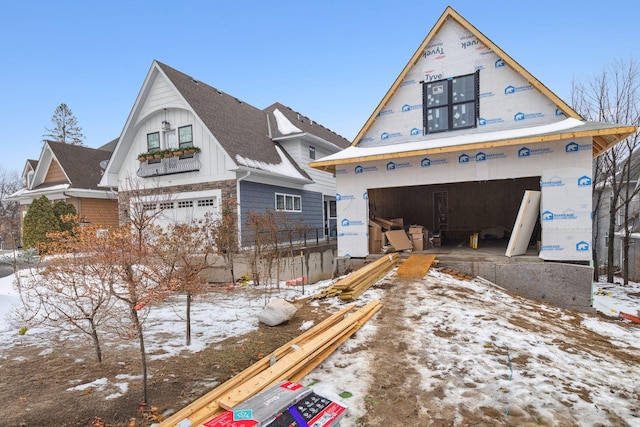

[0,289,338,427]
[1,276,638,427]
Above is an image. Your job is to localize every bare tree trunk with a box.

[186,292,191,346]
[89,318,103,363]
[131,307,148,404]
[607,197,617,283]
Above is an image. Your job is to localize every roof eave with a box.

[310,125,638,174]
[234,166,313,185]
[273,132,343,152]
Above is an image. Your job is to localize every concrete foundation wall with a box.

[438,260,594,312]
[199,244,339,285]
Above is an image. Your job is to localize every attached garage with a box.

[311,7,635,263]
[368,177,540,246]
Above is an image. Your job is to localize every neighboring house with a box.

[7,140,120,241]
[99,61,350,243]
[594,152,640,280]
[310,6,636,264]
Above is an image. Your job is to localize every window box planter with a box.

[181,146,201,155]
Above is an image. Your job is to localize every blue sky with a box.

[1,0,638,175]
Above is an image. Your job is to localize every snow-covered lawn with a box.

[1,267,639,425]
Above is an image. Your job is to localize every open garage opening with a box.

[368,177,541,252]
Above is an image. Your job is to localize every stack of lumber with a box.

[313,253,400,301]
[159,300,382,427]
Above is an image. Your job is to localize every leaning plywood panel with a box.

[505,190,541,257]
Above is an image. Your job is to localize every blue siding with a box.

[240,181,323,243]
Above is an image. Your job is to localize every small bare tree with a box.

[572,58,640,284]
[157,215,218,346]
[214,200,239,282]
[13,220,115,363]
[0,168,21,248]
[105,176,176,404]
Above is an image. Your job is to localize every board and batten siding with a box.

[239,181,323,242]
[127,108,234,186]
[138,72,185,121]
[278,139,339,196]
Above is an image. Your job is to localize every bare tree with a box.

[14,220,115,362]
[573,58,640,284]
[106,177,177,404]
[0,168,21,248]
[43,103,85,145]
[214,200,239,282]
[156,214,218,346]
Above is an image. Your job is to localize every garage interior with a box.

[367,176,541,251]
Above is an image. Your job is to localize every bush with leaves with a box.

[52,200,77,233]
[22,195,59,252]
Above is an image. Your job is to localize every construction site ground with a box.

[1,266,639,426]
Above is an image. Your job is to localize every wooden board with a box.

[385,230,413,251]
[396,255,436,279]
[505,190,541,257]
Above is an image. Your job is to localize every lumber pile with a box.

[313,253,400,301]
[159,300,382,427]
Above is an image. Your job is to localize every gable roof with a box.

[158,62,284,166]
[44,141,113,190]
[101,61,346,186]
[7,141,115,202]
[310,7,636,173]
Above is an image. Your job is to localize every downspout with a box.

[236,171,251,246]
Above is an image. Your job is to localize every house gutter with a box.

[236,170,251,246]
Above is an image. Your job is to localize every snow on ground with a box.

[1,267,639,425]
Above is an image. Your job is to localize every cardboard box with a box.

[385,230,413,251]
[372,216,394,230]
[369,238,382,254]
[411,236,424,251]
[369,225,382,241]
[431,236,441,248]
[409,225,424,234]
[391,218,404,227]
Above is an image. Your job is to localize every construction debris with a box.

[313,253,400,301]
[158,300,382,427]
[438,267,474,281]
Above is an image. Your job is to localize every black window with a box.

[423,71,479,134]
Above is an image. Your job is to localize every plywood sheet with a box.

[396,254,437,278]
[505,190,541,257]
[385,230,413,251]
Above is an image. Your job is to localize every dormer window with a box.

[423,71,479,134]
[309,146,316,160]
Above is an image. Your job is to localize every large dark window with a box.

[423,71,479,134]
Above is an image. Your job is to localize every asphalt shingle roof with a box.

[43,141,113,190]
[157,62,350,169]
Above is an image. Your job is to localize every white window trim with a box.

[275,192,302,212]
